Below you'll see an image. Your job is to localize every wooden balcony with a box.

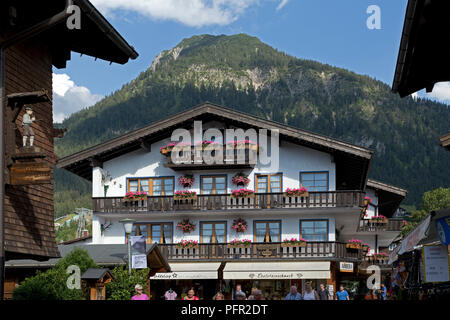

[163,146,257,170]
[158,242,362,262]
[93,191,365,214]
[358,219,403,232]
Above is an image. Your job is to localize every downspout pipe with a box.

[0,0,72,300]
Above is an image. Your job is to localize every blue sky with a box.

[52,0,449,122]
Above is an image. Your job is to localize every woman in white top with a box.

[302,282,320,300]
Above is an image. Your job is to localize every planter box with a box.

[174,194,198,201]
[284,192,309,198]
[123,196,147,202]
[369,218,388,224]
[346,243,362,250]
[281,242,307,248]
[230,193,255,199]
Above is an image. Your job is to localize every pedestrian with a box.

[131,284,149,300]
[164,288,177,300]
[253,289,265,300]
[247,287,258,300]
[335,284,349,300]
[213,292,225,300]
[302,282,319,300]
[318,283,331,300]
[183,288,200,300]
[379,284,387,300]
[285,285,302,300]
[236,291,247,300]
[233,284,244,300]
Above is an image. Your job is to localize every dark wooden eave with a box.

[392,0,450,97]
[57,102,373,191]
[366,179,407,218]
[0,0,138,68]
[440,133,450,151]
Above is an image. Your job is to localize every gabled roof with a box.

[81,268,113,281]
[57,102,373,190]
[366,179,408,217]
[392,0,450,97]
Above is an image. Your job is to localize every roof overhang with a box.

[392,0,450,97]
[0,0,138,68]
[441,133,450,151]
[366,179,407,217]
[57,102,373,190]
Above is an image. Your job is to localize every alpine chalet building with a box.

[57,103,406,300]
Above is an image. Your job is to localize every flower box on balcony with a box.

[228,239,252,248]
[230,189,255,199]
[123,192,148,202]
[346,240,362,250]
[284,188,309,198]
[174,191,197,201]
[176,240,199,249]
[281,242,307,248]
[369,217,388,224]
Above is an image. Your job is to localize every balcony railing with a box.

[158,242,362,261]
[163,146,257,170]
[93,191,365,213]
[358,219,404,232]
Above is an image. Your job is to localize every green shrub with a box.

[106,266,149,300]
[13,248,97,300]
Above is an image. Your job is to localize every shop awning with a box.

[223,261,330,280]
[150,262,221,280]
[398,215,431,255]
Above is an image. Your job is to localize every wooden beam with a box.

[88,157,103,168]
[139,138,151,152]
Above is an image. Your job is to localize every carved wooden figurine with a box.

[22,106,35,147]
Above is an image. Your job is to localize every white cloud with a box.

[276,0,290,11]
[52,73,104,123]
[426,82,450,103]
[91,0,259,27]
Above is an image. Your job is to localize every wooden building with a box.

[0,0,138,298]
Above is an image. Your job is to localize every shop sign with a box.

[339,262,354,273]
[150,272,217,280]
[435,216,450,245]
[423,245,450,283]
[10,162,51,185]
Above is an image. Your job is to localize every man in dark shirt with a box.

[318,283,331,300]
